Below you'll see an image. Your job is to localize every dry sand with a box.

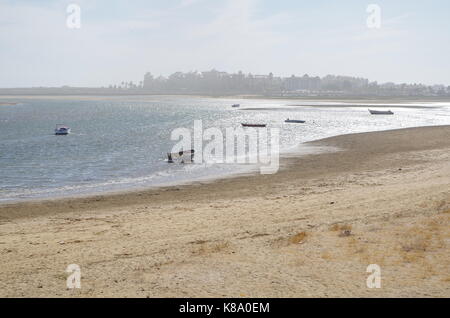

[0,126,449,297]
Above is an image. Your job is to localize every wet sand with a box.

[0,126,449,297]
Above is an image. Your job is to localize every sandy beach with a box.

[0,125,449,297]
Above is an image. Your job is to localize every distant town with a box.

[1,69,450,98]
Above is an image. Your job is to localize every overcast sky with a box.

[0,0,449,87]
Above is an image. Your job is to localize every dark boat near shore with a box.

[241,123,266,128]
[369,109,394,115]
[285,119,306,123]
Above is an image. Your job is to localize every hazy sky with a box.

[1,0,449,87]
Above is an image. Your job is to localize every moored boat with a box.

[285,119,306,123]
[241,123,266,128]
[369,109,394,115]
[55,124,71,135]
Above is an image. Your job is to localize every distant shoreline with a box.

[1,94,450,103]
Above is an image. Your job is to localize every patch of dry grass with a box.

[321,250,333,260]
[400,228,432,253]
[436,199,449,213]
[329,223,352,232]
[270,231,309,248]
[192,241,230,256]
[329,223,353,237]
[341,235,386,266]
[331,212,450,282]
[320,211,450,277]
[398,214,449,264]
[289,232,307,244]
[53,273,68,281]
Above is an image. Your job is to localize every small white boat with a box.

[232,104,240,108]
[285,119,306,123]
[55,124,71,135]
[369,109,394,115]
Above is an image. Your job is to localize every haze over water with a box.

[0,96,449,202]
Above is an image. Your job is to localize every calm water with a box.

[0,96,449,202]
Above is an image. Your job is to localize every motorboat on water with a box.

[241,123,266,128]
[369,109,394,115]
[55,124,71,135]
[285,119,306,123]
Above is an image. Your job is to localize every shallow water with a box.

[0,96,449,202]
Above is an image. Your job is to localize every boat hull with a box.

[55,128,71,135]
[241,123,266,128]
[369,109,394,115]
[285,120,305,123]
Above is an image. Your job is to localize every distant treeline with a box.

[137,70,450,97]
[1,69,449,98]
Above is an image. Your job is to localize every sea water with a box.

[0,95,449,202]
